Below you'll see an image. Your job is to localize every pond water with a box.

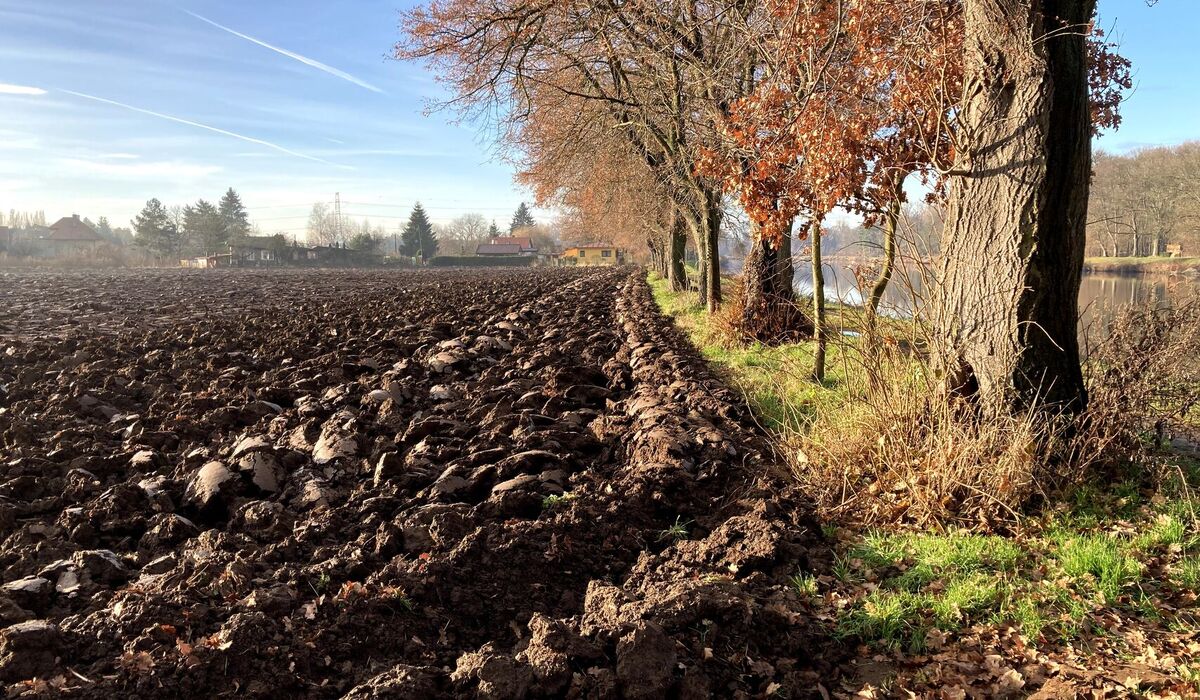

[791,260,1199,331]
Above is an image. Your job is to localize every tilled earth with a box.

[0,267,836,698]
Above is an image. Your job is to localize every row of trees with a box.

[440,205,561,255]
[400,0,1131,416]
[305,201,556,258]
[1087,142,1200,257]
[305,203,394,252]
[1,210,135,247]
[1,211,48,229]
[132,188,252,259]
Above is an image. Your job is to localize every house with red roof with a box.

[476,236,538,257]
[44,215,106,256]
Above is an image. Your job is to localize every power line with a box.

[247,201,532,213]
[251,215,311,222]
[340,201,521,211]
[245,203,315,210]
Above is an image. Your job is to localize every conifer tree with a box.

[509,202,535,232]
[95,216,114,242]
[219,188,251,241]
[183,199,228,253]
[132,199,181,258]
[401,203,438,260]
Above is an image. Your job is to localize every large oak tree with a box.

[936,0,1126,415]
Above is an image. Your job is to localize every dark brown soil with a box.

[0,267,839,698]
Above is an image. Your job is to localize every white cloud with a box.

[59,89,350,169]
[184,10,384,94]
[0,82,46,95]
[59,158,221,179]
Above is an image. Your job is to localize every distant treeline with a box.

[1,210,133,248]
[1088,142,1200,258]
[131,189,253,259]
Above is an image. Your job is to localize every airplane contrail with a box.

[185,10,384,94]
[0,83,47,95]
[60,89,348,168]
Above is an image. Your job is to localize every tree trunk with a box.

[935,0,1094,415]
[668,207,688,292]
[863,199,899,358]
[775,226,795,300]
[740,220,809,343]
[646,233,663,276]
[866,199,900,319]
[811,221,827,383]
[692,217,709,309]
[703,190,723,313]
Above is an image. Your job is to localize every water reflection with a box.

[789,261,1196,330]
[793,261,922,317]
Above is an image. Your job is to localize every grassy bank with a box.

[649,272,1200,696]
[1085,256,1200,275]
[649,275,852,432]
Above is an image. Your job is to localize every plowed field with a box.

[0,268,833,698]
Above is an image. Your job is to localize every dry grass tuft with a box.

[792,289,1200,530]
[791,341,1058,529]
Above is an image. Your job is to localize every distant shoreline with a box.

[1083,257,1200,275]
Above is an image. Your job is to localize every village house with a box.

[301,243,382,266]
[231,235,289,265]
[43,215,106,256]
[559,245,624,267]
[476,236,538,256]
[181,240,382,269]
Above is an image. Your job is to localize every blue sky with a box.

[0,0,527,235]
[0,0,1196,237]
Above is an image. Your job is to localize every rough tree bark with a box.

[702,189,723,313]
[668,206,688,292]
[776,227,795,298]
[690,217,709,308]
[865,199,900,331]
[935,0,1095,414]
[740,220,807,343]
[811,221,828,383]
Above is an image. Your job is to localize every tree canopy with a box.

[401,203,438,259]
[219,188,251,242]
[132,198,181,259]
[509,202,535,233]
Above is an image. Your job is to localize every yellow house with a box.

[560,245,623,266]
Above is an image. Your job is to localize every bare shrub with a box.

[1083,288,1200,453]
[790,336,1062,530]
[783,246,1049,529]
[0,245,161,269]
[708,284,750,345]
[790,281,1200,529]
